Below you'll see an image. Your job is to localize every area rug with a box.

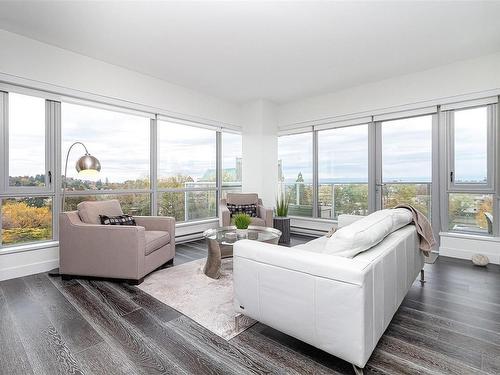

[138,258,256,340]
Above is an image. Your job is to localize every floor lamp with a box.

[50,142,101,278]
[62,142,101,211]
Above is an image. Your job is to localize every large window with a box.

[62,103,150,191]
[446,104,496,234]
[318,124,368,219]
[158,121,217,222]
[8,93,47,187]
[1,92,54,247]
[380,115,433,218]
[452,107,489,185]
[1,197,53,246]
[1,86,239,250]
[61,102,151,216]
[278,133,313,217]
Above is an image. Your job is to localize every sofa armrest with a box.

[220,204,231,226]
[338,214,365,228]
[258,205,274,227]
[234,239,369,286]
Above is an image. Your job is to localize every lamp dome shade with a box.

[75,154,101,176]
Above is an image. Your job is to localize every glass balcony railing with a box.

[278,182,433,221]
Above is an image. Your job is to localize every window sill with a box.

[440,231,500,242]
[0,240,60,256]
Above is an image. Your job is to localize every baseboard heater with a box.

[176,232,205,244]
[290,225,325,238]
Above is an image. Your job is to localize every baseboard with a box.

[0,258,59,281]
[439,246,500,265]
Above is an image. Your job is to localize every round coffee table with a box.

[202,225,281,279]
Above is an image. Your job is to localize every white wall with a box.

[0,29,241,125]
[241,99,278,206]
[278,52,500,127]
[0,245,59,281]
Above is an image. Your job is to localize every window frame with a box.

[156,118,222,223]
[443,103,498,236]
[2,91,54,194]
[0,90,58,248]
[375,113,436,216]
[277,131,315,219]
[316,122,370,220]
[445,104,496,192]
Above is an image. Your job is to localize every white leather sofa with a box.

[233,214,424,374]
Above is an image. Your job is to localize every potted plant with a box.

[233,213,252,237]
[274,194,291,244]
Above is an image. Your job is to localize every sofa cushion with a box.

[145,230,171,256]
[77,199,124,224]
[250,217,266,226]
[226,193,258,205]
[324,208,412,258]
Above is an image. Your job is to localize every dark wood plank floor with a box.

[1,235,499,375]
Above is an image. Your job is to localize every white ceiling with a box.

[1,1,500,104]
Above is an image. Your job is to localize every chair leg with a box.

[420,269,426,285]
[61,274,73,281]
[352,364,364,375]
[127,277,144,286]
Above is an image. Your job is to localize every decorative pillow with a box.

[324,209,412,258]
[226,203,257,217]
[99,214,137,226]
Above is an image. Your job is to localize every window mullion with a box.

[216,131,222,218]
[431,112,441,244]
[312,130,318,218]
[47,100,60,241]
[0,92,7,193]
[150,116,158,216]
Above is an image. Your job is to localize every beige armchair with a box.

[219,193,273,227]
[59,200,175,285]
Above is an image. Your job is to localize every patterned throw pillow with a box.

[226,203,258,217]
[99,214,137,226]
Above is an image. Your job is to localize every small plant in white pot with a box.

[233,213,252,237]
[274,194,291,244]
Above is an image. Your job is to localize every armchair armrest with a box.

[134,216,175,249]
[234,239,369,286]
[134,216,175,232]
[220,204,231,226]
[258,205,273,227]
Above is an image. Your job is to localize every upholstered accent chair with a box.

[59,199,175,285]
[219,193,273,227]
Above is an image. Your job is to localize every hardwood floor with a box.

[1,235,499,374]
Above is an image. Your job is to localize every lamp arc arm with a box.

[62,142,90,212]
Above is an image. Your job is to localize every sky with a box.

[279,112,488,184]
[8,92,488,185]
[8,93,241,183]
